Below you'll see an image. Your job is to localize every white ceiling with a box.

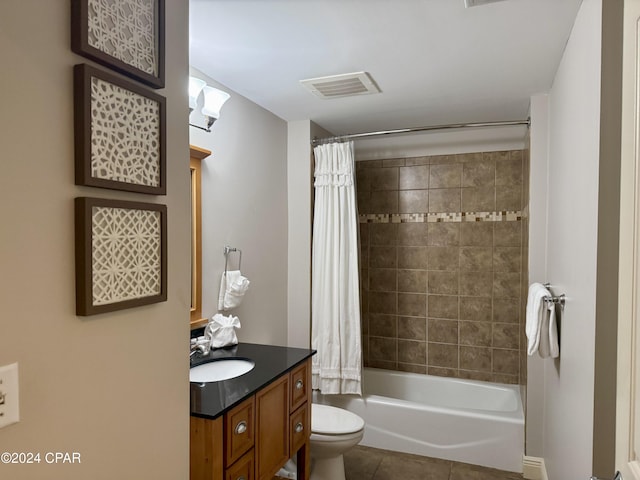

[189,0,582,136]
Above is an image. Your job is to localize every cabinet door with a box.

[225,448,254,480]
[190,416,223,480]
[225,396,255,466]
[255,375,289,480]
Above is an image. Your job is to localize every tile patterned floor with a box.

[344,445,525,480]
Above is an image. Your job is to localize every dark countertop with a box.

[190,342,316,420]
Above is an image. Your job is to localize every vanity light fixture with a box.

[188,76,230,132]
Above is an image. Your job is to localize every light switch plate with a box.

[0,363,19,428]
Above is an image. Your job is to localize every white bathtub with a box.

[314,368,524,472]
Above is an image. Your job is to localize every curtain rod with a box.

[311,118,530,146]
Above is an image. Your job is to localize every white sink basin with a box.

[189,359,255,383]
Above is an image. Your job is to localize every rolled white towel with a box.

[218,270,250,311]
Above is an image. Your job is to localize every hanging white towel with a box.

[526,283,551,356]
[217,270,250,311]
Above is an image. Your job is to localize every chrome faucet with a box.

[190,343,207,359]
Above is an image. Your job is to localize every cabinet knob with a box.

[234,421,247,435]
[295,379,304,390]
[295,422,304,433]
[236,477,246,480]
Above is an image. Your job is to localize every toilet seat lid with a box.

[312,404,365,435]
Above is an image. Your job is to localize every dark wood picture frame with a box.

[75,197,167,316]
[71,0,165,89]
[74,64,166,195]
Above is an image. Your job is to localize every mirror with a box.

[190,145,210,328]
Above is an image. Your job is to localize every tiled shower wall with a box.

[357,150,527,384]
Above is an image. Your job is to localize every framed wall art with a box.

[75,197,167,316]
[74,64,166,195]
[71,0,165,88]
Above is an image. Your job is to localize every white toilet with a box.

[309,404,365,480]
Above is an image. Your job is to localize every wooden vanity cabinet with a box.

[190,358,312,480]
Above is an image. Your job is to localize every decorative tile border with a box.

[359,211,523,224]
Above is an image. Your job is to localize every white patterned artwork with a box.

[74,64,166,195]
[91,206,161,305]
[75,197,167,316]
[71,0,164,88]
[90,76,160,187]
[87,0,158,77]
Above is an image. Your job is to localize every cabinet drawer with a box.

[289,360,310,413]
[289,403,309,454]
[225,396,255,466]
[225,448,254,480]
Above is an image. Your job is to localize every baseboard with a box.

[523,456,548,480]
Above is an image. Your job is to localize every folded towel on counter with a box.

[205,313,241,349]
[218,270,250,311]
[525,282,559,358]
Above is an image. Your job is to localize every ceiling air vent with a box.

[300,72,380,99]
[464,0,508,7]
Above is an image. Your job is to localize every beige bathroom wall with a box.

[189,68,289,346]
[0,1,190,479]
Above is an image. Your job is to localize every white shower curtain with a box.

[311,141,362,395]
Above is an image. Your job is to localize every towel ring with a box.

[223,246,242,274]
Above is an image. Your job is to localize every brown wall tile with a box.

[460,222,494,246]
[397,223,429,246]
[369,223,398,246]
[371,167,399,190]
[496,185,522,211]
[462,159,495,187]
[370,337,397,362]
[428,246,459,270]
[399,190,429,213]
[428,318,459,344]
[370,246,397,268]
[398,293,427,317]
[369,314,397,338]
[428,343,458,369]
[494,222,522,246]
[398,269,427,293]
[459,296,492,321]
[460,247,493,271]
[370,268,397,292]
[429,188,461,212]
[428,223,460,246]
[460,346,492,372]
[493,297,520,323]
[493,246,522,272]
[370,190,399,213]
[398,316,427,340]
[493,323,520,349]
[405,156,430,166]
[398,340,427,364]
[398,246,428,269]
[383,158,406,168]
[493,272,521,298]
[369,291,397,314]
[459,271,493,296]
[461,186,495,211]
[399,165,430,190]
[398,363,427,374]
[428,271,459,295]
[492,349,519,375]
[495,155,523,186]
[357,189,371,214]
[430,163,462,188]
[459,321,492,347]
[428,295,459,319]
